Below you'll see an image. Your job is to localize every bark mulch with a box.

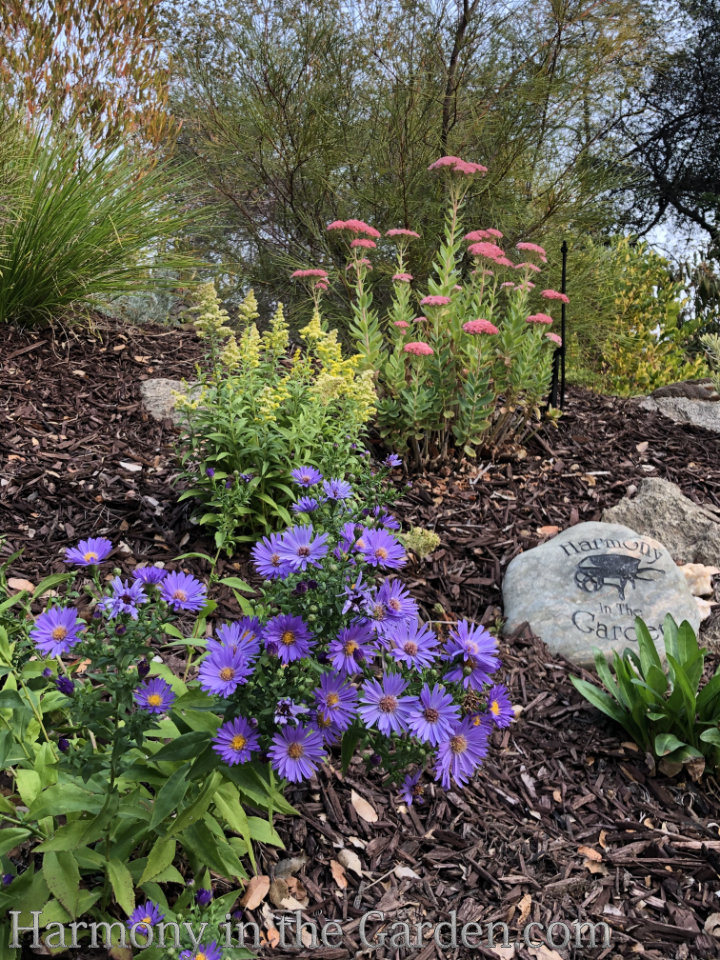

[2,319,720,959]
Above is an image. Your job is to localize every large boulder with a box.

[602,477,720,566]
[639,395,720,434]
[502,521,700,665]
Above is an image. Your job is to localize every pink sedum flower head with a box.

[515,261,541,273]
[344,218,380,238]
[403,341,433,356]
[516,280,536,290]
[428,156,486,175]
[465,229,503,242]
[526,312,554,325]
[412,316,427,323]
[386,228,421,239]
[315,280,329,291]
[500,281,515,289]
[467,241,505,261]
[462,319,499,335]
[350,238,376,249]
[541,289,570,304]
[428,155,462,170]
[546,332,563,346]
[291,268,328,279]
[420,295,451,307]
[393,320,410,330]
[326,219,348,231]
[516,241,547,262]
[347,258,372,271]
[494,256,514,268]
[392,272,413,282]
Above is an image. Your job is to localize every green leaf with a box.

[247,817,284,847]
[37,819,103,852]
[138,836,176,885]
[340,726,362,774]
[571,677,633,729]
[42,851,80,919]
[151,731,211,762]
[218,577,254,594]
[149,763,191,831]
[0,828,31,857]
[106,859,135,915]
[654,733,688,756]
[699,727,720,747]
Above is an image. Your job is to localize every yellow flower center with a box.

[51,626,68,641]
[173,589,188,602]
[327,693,340,707]
[83,551,98,562]
[147,693,163,707]
[375,547,388,560]
[450,734,468,755]
[316,712,332,729]
[219,667,235,681]
[230,735,246,752]
[280,630,295,646]
[288,742,304,759]
[142,916,152,924]
[490,700,500,716]
[195,953,207,960]
[344,640,357,655]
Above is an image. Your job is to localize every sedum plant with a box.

[316,156,564,468]
[571,615,720,779]
[176,282,376,552]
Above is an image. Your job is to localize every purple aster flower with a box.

[274,698,308,726]
[313,674,358,732]
[208,619,263,663]
[42,667,52,678]
[385,453,402,468]
[264,614,315,664]
[205,467,216,478]
[277,525,329,572]
[64,537,113,566]
[337,521,363,556]
[443,621,500,690]
[268,724,326,783]
[486,684,514,727]
[30,607,84,657]
[291,465,323,487]
[407,684,460,745]
[328,624,374,676]
[179,943,222,960]
[58,737,70,753]
[375,579,418,620]
[212,716,259,765]
[195,887,213,906]
[370,505,401,529]
[322,478,353,500]
[2,874,14,886]
[357,527,406,569]
[292,497,320,514]
[137,658,150,678]
[55,676,74,696]
[198,646,251,697]
[435,717,490,789]
[99,576,147,619]
[127,900,164,936]
[388,620,439,669]
[134,677,175,714]
[225,478,234,489]
[400,771,425,806]
[251,533,293,580]
[358,674,414,736]
[238,472,254,482]
[133,565,168,585]
[160,572,207,612]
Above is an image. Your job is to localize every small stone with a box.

[639,395,720,433]
[139,378,199,425]
[502,521,700,665]
[679,563,719,596]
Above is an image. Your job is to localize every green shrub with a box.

[0,113,196,325]
[571,615,720,779]
[176,283,376,552]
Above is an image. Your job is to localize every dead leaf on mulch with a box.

[330,859,347,890]
[704,912,720,938]
[337,847,362,876]
[7,577,35,593]
[351,789,378,822]
[240,874,270,910]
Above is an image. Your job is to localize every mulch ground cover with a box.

[2,318,720,959]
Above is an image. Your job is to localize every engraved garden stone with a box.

[502,521,700,664]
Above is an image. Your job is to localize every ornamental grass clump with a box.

[176,282,376,552]
[312,155,566,467]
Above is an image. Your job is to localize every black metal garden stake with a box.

[549,240,568,409]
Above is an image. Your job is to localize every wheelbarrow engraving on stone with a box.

[574,553,664,601]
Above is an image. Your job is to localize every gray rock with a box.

[639,395,720,434]
[502,521,699,664]
[602,477,720,566]
[139,378,198,426]
[651,378,720,401]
